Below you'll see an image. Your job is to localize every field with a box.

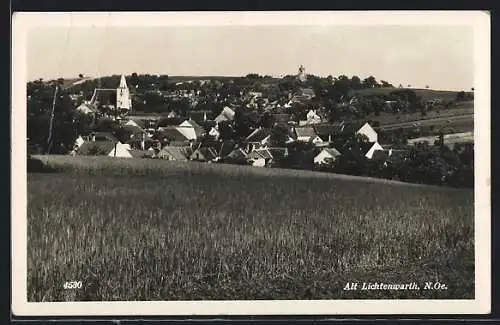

[354,87,473,102]
[27,155,474,301]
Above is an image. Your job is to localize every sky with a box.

[27,25,473,91]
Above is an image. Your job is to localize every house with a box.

[225,148,249,164]
[246,128,272,148]
[314,122,346,142]
[356,122,378,143]
[158,146,191,161]
[214,141,236,161]
[215,106,235,123]
[157,117,185,129]
[314,147,342,165]
[154,127,191,146]
[208,126,220,140]
[372,150,391,166]
[294,127,323,144]
[190,146,218,162]
[300,87,315,99]
[306,109,322,124]
[177,119,206,140]
[364,142,384,159]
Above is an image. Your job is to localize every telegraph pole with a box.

[46,83,59,154]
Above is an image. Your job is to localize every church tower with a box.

[116,75,131,112]
[297,65,307,83]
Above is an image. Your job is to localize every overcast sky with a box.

[27,25,473,91]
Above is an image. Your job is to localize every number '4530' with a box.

[63,281,82,289]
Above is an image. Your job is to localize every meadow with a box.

[27,156,474,301]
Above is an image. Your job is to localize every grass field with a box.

[27,156,474,301]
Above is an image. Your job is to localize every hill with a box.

[353,87,473,102]
[27,155,474,301]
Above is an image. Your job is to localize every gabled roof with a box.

[246,128,272,142]
[295,127,317,138]
[191,146,218,161]
[226,148,248,160]
[372,150,390,162]
[154,127,190,143]
[158,146,190,160]
[254,148,273,160]
[215,106,235,123]
[214,141,236,158]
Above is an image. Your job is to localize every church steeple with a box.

[297,65,307,82]
[116,74,131,112]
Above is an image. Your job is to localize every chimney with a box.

[92,133,96,142]
[328,134,332,143]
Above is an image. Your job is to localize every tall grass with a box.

[27,156,474,301]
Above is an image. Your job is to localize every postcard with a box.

[11,10,491,316]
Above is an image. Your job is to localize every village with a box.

[28,65,474,187]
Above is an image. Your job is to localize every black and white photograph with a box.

[12,11,491,316]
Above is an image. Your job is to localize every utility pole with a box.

[46,83,59,154]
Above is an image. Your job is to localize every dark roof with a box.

[122,124,145,136]
[76,141,116,155]
[157,117,184,128]
[88,132,120,143]
[226,148,248,161]
[214,141,236,158]
[372,150,390,162]
[253,149,273,160]
[154,127,190,143]
[246,128,272,142]
[191,147,218,161]
[158,146,190,160]
[268,147,289,160]
[129,149,155,158]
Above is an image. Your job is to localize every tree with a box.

[350,76,362,90]
[270,124,290,146]
[362,76,379,89]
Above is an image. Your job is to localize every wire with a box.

[47,13,73,153]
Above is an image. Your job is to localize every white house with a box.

[306,109,322,124]
[208,126,220,140]
[176,120,197,141]
[365,142,384,159]
[314,147,342,165]
[356,122,378,143]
